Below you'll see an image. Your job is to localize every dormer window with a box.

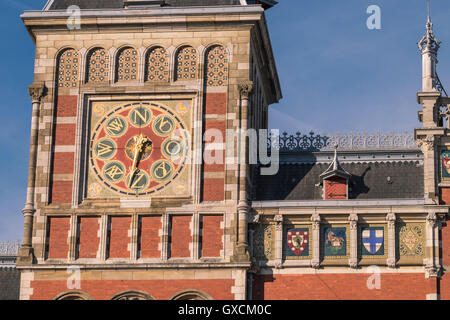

[318,145,351,200]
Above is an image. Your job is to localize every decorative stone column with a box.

[348,213,358,269]
[18,83,45,265]
[274,214,283,269]
[386,212,397,268]
[425,211,442,278]
[311,212,321,269]
[235,81,253,261]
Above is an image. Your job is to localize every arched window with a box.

[57,48,80,89]
[146,47,169,82]
[170,290,212,300]
[86,48,110,83]
[175,46,198,81]
[116,47,139,82]
[54,291,92,300]
[110,291,154,300]
[205,45,229,87]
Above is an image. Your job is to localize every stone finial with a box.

[418,0,441,55]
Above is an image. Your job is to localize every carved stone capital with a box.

[238,81,253,99]
[386,212,396,228]
[274,214,283,231]
[417,134,436,151]
[426,211,440,228]
[274,260,283,270]
[248,213,261,224]
[425,265,442,279]
[349,213,358,231]
[311,259,320,269]
[28,83,45,103]
[387,258,396,269]
[349,258,358,269]
[311,213,321,230]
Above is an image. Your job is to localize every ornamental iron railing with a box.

[0,241,20,256]
[268,131,419,152]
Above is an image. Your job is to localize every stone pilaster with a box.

[274,214,283,269]
[348,213,358,269]
[425,211,442,278]
[311,212,321,269]
[18,82,45,265]
[386,212,397,268]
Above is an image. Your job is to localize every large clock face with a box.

[89,102,190,197]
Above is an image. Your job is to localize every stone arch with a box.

[110,290,154,300]
[145,46,170,82]
[174,45,198,81]
[54,290,93,300]
[204,45,229,87]
[170,290,213,301]
[115,46,139,82]
[85,47,110,83]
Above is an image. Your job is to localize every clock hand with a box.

[128,134,149,188]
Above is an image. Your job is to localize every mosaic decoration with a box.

[268,131,418,152]
[441,150,450,179]
[88,101,192,198]
[324,227,347,257]
[361,227,385,256]
[146,47,169,82]
[175,46,198,81]
[86,48,110,82]
[116,47,138,82]
[253,224,274,261]
[399,224,424,257]
[57,49,79,89]
[285,228,309,257]
[205,45,229,87]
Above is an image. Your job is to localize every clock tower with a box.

[18,0,281,300]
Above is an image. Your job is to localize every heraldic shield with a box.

[286,228,309,256]
[361,227,384,256]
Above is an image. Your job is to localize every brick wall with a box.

[252,274,430,300]
[108,216,131,259]
[169,215,192,258]
[440,187,450,204]
[202,92,227,202]
[29,279,234,300]
[46,217,70,259]
[200,215,223,258]
[139,216,162,259]
[50,95,78,204]
[77,217,100,259]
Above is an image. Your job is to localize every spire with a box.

[418,0,440,55]
[319,144,351,182]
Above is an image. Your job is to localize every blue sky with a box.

[0,0,449,242]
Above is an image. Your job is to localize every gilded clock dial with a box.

[89,102,188,196]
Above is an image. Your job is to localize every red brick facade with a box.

[252,274,431,300]
[108,217,131,259]
[170,215,192,258]
[29,279,234,300]
[46,217,70,259]
[324,176,348,200]
[200,215,224,258]
[139,216,162,259]
[77,217,100,259]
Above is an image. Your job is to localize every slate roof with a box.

[252,161,424,201]
[0,269,20,300]
[45,0,276,10]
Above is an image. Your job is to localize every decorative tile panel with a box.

[86,48,110,83]
[399,223,424,257]
[175,46,198,81]
[116,47,138,82]
[57,49,79,89]
[360,226,386,257]
[146,47,169,82]
[323,226,348,257]
[205,45,229,87]
[253,224,275,261]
